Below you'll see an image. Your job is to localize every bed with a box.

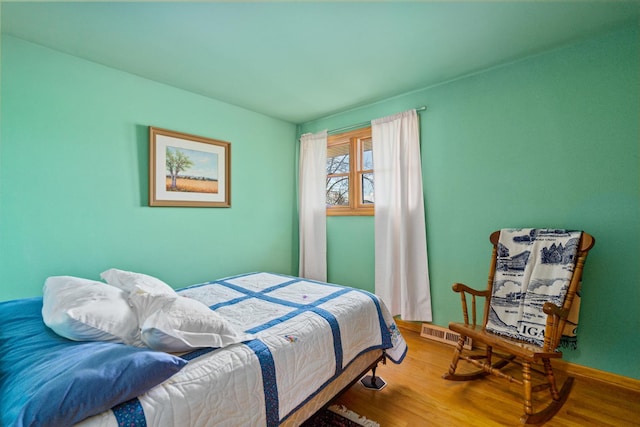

[0,272,406,427]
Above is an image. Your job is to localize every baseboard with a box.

[554,359,640,393]
[395,319,640,393]
[395,318,422,333]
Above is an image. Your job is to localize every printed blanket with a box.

[485,229,583,348]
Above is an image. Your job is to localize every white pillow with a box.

[128,286,252,352]
[42,276,142,346]
[126,283,172,325]
[100,268,175,295]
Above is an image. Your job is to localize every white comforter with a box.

[76,272,406,427]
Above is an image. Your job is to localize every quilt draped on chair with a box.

[486,228,583,348]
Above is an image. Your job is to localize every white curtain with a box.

[372,110,432,321]
[298,130,328,282]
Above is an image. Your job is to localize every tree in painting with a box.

[166,147,194,191]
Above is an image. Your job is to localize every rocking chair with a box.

[443,229,595,424]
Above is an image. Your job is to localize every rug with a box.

[302,405,380,427]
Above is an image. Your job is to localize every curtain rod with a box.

[327,106,427,135]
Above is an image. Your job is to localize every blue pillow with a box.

[0,297,188,427]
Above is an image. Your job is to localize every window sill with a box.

[326,207,374,217]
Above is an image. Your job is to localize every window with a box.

[326,127,374,216]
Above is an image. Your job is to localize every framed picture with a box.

[149,127,231,207]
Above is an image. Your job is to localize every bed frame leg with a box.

[360,362,387,390]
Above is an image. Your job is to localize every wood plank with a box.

[329,326,640,426]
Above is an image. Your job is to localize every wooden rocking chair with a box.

[443,229,595,425]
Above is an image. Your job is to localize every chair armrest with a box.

[542,302,569,319]
[452,283,490,297]
[542,302,570,351]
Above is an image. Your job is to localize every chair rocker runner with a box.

[442,229,595,425]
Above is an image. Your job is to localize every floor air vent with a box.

[420,324,472,350]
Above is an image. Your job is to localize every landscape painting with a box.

[149,127,230,207]
[165,146,218,194]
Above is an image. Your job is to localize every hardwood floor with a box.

[331,326,640,426]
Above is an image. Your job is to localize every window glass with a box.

[326,176,349,206]
[361,173,374,204]
[362,138,373,170]
[327,144,350,174]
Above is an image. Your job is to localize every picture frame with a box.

[149,127,231,207]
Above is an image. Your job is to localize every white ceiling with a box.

[2,1,639,124]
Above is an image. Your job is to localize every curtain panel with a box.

[298,130,328,282]
[372,110,432,321]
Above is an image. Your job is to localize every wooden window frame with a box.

[326,127,374,216]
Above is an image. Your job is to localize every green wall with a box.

[1,24,638,380]
[301,26,640,379]
[0,36,298,300]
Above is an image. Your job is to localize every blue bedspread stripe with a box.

[310,307,343,375]
[113,398,147,427]
[360,290,393,349]
[246,340,279,427]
